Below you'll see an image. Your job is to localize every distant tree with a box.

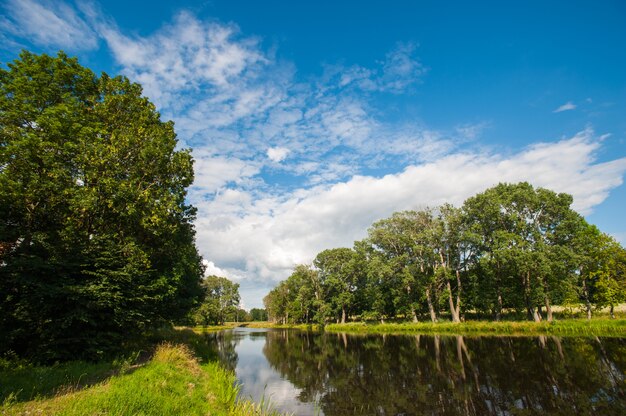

[250,308,268,321]
[264,281,290,324]
[0,51,203,360]
[194,276,240,326]
[224,307,250,322]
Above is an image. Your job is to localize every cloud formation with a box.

[554,101,577,113]
[0,0,98,51]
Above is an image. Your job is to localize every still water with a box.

[204,327,625,415]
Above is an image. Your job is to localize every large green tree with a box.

[0,51,203,360]
[463,182,582,321]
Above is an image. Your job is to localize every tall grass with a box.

[2,330,285,416]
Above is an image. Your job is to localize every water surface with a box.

[204,327,625,415]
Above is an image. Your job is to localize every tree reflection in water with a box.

[210,328,626,416]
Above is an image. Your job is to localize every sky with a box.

[2,0,626,309]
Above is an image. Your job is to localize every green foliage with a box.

[249,308,268,321]
[192,276,240,326]
[0,51,203,361]
[265,182,626,325]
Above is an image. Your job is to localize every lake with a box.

[203,327,625,415]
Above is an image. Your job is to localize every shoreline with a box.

[242,318,626,337]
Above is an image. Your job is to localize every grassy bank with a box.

[1,329,283,416]
[327,318,626,337]
[244,321,321,331]
[245,318,626,337]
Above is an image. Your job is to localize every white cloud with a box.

[0,0,98,50]
[553,101,577,113]
[190,149,260,195]
[322,42,425,94]
[267,147,290,163]
[377,42,426,93]
[96,11,269,111]
[202,259,228,277]
[86,10,445,197]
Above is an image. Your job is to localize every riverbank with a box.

[1,328,282,416]
[245,318,626,337]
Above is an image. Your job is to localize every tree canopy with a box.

[0,51,204,361]
[192,275,240,326]
[264,182,626,324]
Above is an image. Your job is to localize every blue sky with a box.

[2,0,625,309]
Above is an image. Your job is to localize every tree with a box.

[591,238,626,319]
[194,276,240,326]
[0,51,203,360]
[367,211,427,322]
[250,308,268,321]
[463,182,581,322]
[314,248,358,324]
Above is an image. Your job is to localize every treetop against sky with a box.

[1,0,625,309]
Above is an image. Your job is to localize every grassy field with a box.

[1,328,283,416]
[245,317,626,337]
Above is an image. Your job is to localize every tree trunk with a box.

[447,281,460,323]
[455,269,462,319]
[524,271,541,322]
[544,296,553,322]
[341,306,346,324]
[533,308,542,322]
[582,277,592,320]
[426,287,438,323]
[610,304,615,319]
[495,290,503,321]
[412,309,418,323]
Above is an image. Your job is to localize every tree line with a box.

[264,182,626,324]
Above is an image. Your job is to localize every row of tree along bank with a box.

[264,182,626,325]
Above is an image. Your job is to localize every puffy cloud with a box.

[267,147,290,163]
[96,11,270,113]
[202,260,228,277]
[0,0,98,50]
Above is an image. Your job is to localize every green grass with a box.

[0,356,125,404]
[244,322,322,331]
[245,318,626,337]
[1,328,285,416]
[324,318,626,337]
